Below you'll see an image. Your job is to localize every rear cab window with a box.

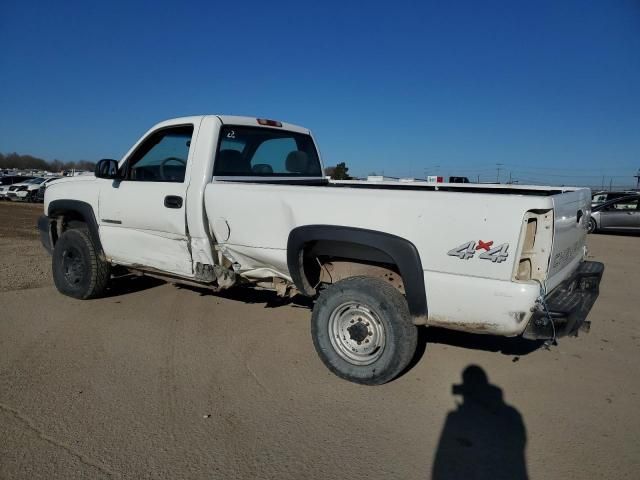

[213,126,322,178]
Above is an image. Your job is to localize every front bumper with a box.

[37,215,53,254]
[522,261,604,340]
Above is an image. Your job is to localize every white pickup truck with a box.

[38,115,603,384]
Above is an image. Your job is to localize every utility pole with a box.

[496,163,503,183]
[635,169,640,190]
[609,178,612,191]
[508,171,512,184]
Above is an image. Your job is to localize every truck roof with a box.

[150,115,310,135]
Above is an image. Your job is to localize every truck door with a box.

[97,124,196,277]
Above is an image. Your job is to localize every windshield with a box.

[213,126,322,177]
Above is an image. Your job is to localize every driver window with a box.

[126,125,193,182]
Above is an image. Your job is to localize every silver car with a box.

[591,190,635,208]
[589,194,640,233]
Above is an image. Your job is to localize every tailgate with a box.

[546,188,590,290]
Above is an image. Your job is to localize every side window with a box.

[612,198,639,210]
[126,126,193,182]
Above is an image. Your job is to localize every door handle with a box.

[164,195,183,209]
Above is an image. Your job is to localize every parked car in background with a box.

[35,177,62,202]
[589,194,640,233]
[0,176,35,199]
[6,177,48,201]
[591,190,635,208]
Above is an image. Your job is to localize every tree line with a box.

[3,151,350,178]
[0,152,95,172]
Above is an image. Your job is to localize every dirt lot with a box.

[0,202,52,292]
[0,201,639,479]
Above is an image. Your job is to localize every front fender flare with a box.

[47,199,104,256]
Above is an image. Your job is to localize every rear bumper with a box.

[37,215,53,254]
[522,261,604,340]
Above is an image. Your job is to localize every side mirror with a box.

[95,159,120,179]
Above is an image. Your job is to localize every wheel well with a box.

[301,240,404,294]
[47,200,104,257]
[287,225,428,321]
[49,211,86,246]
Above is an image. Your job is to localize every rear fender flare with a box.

[287,225,427,319]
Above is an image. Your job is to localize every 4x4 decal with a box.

[447,240,509,263]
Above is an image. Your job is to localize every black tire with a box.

[311,276,418,385]
[52,227,111,299]
[588,218,597,234]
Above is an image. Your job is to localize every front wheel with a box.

[311,276,418,385]
[52,227,111,299]
[588,218,597,234]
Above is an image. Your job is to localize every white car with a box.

[38,115,604,385]
[0,176,34,199]
[6,177,46,201]
[7,177,59,201]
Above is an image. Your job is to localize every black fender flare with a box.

[47,199,104,255]
[287,225,427,319]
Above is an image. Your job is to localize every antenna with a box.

[496,163,503,183]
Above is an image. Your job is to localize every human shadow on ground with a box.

[431,365,529,480]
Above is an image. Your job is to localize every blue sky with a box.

[1,0,639,186]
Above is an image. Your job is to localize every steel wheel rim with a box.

[328,301,386,365]
[62,247,85,285]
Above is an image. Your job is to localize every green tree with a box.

[327,162,352,180]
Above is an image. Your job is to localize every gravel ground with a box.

[0,201,639,479]
[0,202,51,292]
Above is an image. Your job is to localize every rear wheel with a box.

[588,217,597,234]
[311,276,418,385]
[52,227,110,299]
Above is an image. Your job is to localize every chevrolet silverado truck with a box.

[38,115,604,385]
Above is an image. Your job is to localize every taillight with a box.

[257,118,282,127]
[513,210,553,282]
